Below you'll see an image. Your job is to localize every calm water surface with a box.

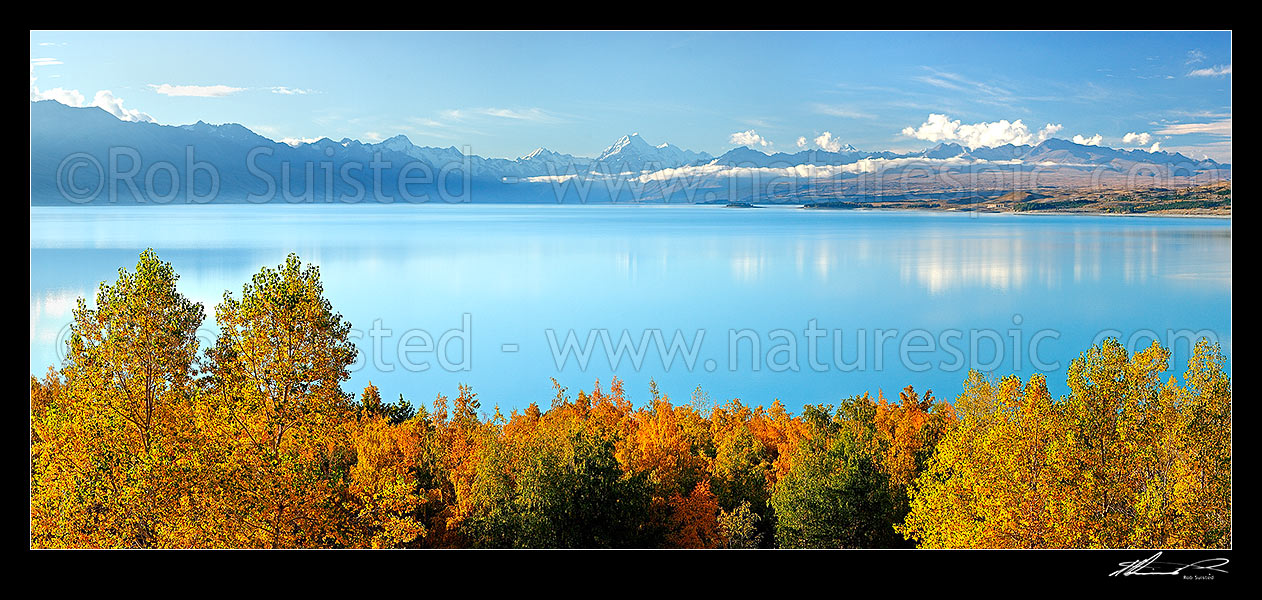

[30,204,1232,411]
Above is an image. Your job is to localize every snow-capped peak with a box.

[597,133,656,160]
[519,147,563,161]
[593,133,711,170]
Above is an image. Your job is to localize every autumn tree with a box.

[1164,339,1231,548]
[898,372,1077,548]
[1064,338,1230,548]
[199,253,359,548]
[619,394,717,545]
[30,249,205,548]
[345,402,431,548]
[900,339,1231,549]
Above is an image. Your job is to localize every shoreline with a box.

[28,200,1233,219]
[793,205,1232,219]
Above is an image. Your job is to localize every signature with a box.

[1109,552,1229,577]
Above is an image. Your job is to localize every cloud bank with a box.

[901,114,1062,149]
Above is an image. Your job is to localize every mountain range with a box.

[30,100,1230,206]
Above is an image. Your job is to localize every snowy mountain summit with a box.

[594,133,713,172]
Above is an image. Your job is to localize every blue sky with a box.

[30,31,1232,162]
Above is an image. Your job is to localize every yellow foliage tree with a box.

[199,253,359,548]
[900,339,1231,549]
[30,249,206,548]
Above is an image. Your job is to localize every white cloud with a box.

[1187,64,1231,77]
[796,136,807,149]
[912,68,1022,110]
[729,130,770,148]
[148,83,244,97]
[1156,118,1232,136]
[1150,118,1231,161]
[1038,123,1063,140]
[1072,133,1103,146]
[811,103,874,119]
[1186,49,1206,64]
[30,57,62,67]
[31,68,152,122]
[813,131,843,152]
[1168,109,1232,120]
[1162,140,1232,163]
[1122,132,1152,145]
[1119,132,1164,153]
[440,107,564,123]
[32,86,83,106]
[271,86,314,95]
[90,90,152,122]
[900,113,1062,149]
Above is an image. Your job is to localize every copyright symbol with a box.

[56,152,104,204]
[54,321,75,364]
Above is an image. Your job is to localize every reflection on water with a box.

[900,236,1032,294]
[891,226,1232,295]
[30,205,1232,410]
[30,288,82,352]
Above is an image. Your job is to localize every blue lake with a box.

[30,204,1232,412]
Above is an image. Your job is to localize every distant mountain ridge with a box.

[708,139,1220,171]
[30,99,1229,205]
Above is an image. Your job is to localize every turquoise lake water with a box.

[30,204,1232,412]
